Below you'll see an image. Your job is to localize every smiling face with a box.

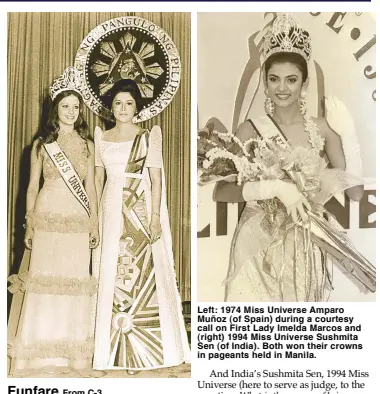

[112,92,137,124]
[266,62,306,110]
[57,94,80,127]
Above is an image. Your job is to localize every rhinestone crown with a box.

[261,14,312,64]
[50,66,85,101]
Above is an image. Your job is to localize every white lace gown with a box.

[92,126,190,370]
[8,131,96,374]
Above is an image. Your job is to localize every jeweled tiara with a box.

[261,14,312,64]
[50,66,85,101]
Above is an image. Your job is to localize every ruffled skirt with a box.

[8,179,96,374]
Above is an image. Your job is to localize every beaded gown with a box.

[225,116,328,302]
[92,125,190,371]
[8,131,96,373]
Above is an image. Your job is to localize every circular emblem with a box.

[74,16,181,122]
[113,312,134,333]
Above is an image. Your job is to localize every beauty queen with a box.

[199,13,376,302]
[79,16,191,372]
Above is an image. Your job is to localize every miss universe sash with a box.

[44,141,91,216]
[248,115,289,148]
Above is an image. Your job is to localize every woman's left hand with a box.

[89,229,100,249]
[325,96,355,137]
[150,215,162,244]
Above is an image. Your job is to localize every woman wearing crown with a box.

[214,14,369,302]
[7,67,99,375]
[91,78,190,372]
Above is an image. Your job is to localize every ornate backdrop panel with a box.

[7,12,191,301]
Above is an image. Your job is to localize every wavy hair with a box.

[37,90,90,155]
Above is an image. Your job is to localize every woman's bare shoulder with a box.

[312,117,333,138]
[235,120,257,142]
[102,127,114,138]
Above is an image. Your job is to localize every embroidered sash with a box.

[109,129,165,369]
[249,114,290,148]
[120,130,151,248]
[44,141,91,216]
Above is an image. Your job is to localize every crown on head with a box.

[261,14,312,64]
[50,66,85,101]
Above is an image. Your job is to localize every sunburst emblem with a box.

[75,16,181,121]
[91,32,164,97]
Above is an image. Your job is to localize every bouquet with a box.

[197,124,250,185]
[197,123,376,293]
[198,123,298,186]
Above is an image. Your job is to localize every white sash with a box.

[250,115,290,149]
[44,141,91,216]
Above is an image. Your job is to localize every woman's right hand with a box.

[24,227,34,249]
[275,181,311,224]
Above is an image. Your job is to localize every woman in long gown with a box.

[215,14,365,302]
[92,79,190,372]
[8,69,99,376]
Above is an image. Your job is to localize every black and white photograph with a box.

[197,12,376,302]
[7,11,191,378]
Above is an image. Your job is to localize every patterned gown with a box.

[8,131,96,374]
[92,125,190,371]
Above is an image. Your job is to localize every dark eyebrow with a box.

[268,74,299,78]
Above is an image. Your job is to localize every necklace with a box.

[271,103,325,151]
[58,127,74,135]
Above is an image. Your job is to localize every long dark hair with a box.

[37,90,90,154]
[264,52,308,83]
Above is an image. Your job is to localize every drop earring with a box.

[264,97,274,116]
[264,88,274,116]
[298,89,307,116]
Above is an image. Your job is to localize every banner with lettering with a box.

[44,142,91,216]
